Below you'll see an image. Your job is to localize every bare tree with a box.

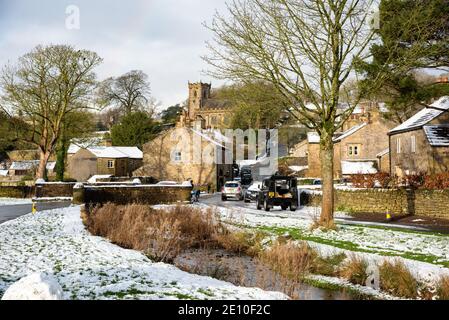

[96,70,154,116]
[0,45,102,179]
[203,0,384,228]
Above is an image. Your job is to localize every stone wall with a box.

[0,184,34,198]
[74,184,192,206]
[300,188,449,219]
[35,182,76,198]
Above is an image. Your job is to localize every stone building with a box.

[134,123,233,192]
[180,82,232,129]
[296,104,394,178]
[389,96,449,176]
[67,146,143,181]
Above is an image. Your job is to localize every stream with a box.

[174,249,361,300]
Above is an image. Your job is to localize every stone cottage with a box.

[298,105,394,178]
[389,96,449,176]
[8,160,56,178]
[67,146,143,181]
[133,122,234,192]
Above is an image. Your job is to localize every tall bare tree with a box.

[203,0,385,228]
[96,70,154,116]
[0,45,102,179]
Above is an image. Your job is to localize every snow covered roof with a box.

[87,175,112,183]
[112,147,143,159]
[86,146,143,159]
[307,123,367,144]
[0,170,8,176]
[334,123,367,142]
[190,128,229,149]
[341,160,378,175]
[9,161,56,170]
[307,132,320,143]
[423,125,449,147]
[389,96,449,134]
[67,138,103,154]
[376,148,390,158]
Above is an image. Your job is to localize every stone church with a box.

[179,82,232,129]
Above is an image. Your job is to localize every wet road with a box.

[0,201,72,224]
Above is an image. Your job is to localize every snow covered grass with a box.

[0,198,32,206]
[0,206,287,300]
[199,204,449,295]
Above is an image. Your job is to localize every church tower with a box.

[187,82,211,120]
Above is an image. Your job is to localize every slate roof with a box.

[389,96,449,134]
[423,125,449,147]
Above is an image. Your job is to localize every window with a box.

[411,135,416,153]
[397,138,401,154]
[174,151,182,162]
[347,144,360,157]
[107,160,114,169]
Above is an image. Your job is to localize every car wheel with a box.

[222,196,227,201]
[244,198,250,203]
[281,205,288,211]
[264,199,271,212]
[256,201,262,210]
[290,204,297,211]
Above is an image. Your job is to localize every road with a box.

[0,201,72,224]
[200,193,449,234]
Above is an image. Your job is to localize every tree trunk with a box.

[37,150,51,180]
[319,135,335,229]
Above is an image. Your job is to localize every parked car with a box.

[256,175,298,211]
[222,181,244,201]
[244,182,261,203]
[240,166,253,186]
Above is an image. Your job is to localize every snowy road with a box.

[0,201,71,224]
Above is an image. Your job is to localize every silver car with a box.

[221,181,244,201]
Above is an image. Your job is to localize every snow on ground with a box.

[0,206,287,300]
[0,198,32,206]
[206,204,449,285]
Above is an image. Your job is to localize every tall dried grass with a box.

[436,275,449,300]
[339,254,368,286]
[260,241,318,280]
[87,204,223,262]
[379,259,418,299]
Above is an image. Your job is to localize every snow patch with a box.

[2,273,64,300]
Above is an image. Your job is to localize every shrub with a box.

[399,173,425,188]
[339,255,368,286]
[260,241,318,280]
[379,260,418,299]
[436,275,449,300]
[312,253,346,276]
[215,230,266,257]
[349,173,392,189]
[423,173,449,190]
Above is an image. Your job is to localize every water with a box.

[174,249,359,300]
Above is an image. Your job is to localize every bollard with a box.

[32,202,37,214]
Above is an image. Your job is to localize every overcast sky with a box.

[0,0,229,110]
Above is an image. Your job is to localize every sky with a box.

[0,0,229,110]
